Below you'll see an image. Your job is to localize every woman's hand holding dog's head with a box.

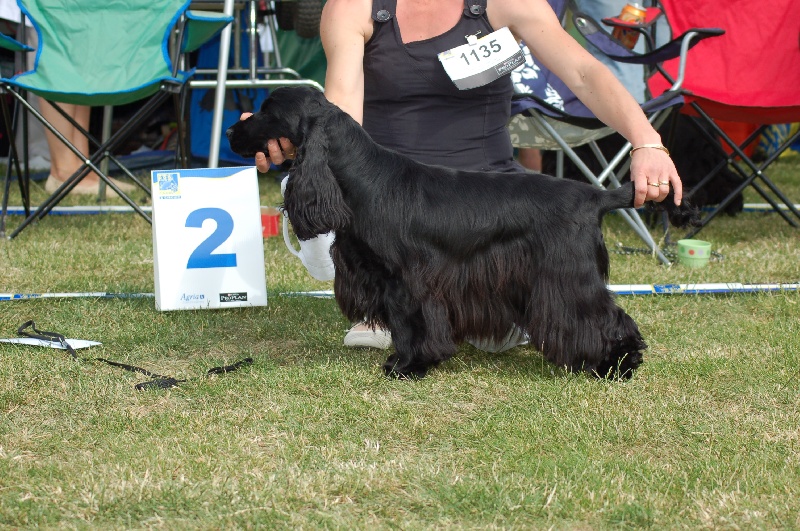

[238,112,297,172]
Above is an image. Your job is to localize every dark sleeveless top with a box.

[363,0,519,172]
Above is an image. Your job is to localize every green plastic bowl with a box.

[677,239,711,268]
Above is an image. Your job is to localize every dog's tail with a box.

[598,182,701,228]
[598,182,636,214]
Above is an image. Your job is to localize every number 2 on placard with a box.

[185,207,237,269]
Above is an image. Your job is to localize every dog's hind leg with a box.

[523,271,646,380]
[591,307,646,380]
[534,304,645,380]
[381,291,457,379]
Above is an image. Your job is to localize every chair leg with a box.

[0,90,30,238]
[1,155,13,239]
[173,90,190,168]
[692,122,790,218]
[98,105,114,201]
[681,108,800,238]
[5,89,170,238]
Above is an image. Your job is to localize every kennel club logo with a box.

[219,292,248,303]
[154,171,181,198]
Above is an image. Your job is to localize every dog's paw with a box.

[382,354,429,380]
[591,351,643,381]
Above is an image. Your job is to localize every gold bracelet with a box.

[629,144,670,157]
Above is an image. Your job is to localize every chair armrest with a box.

[180,10,235,53]
[573,11,723,67]
[0,33,34,53]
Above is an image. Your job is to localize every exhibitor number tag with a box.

[437,27,525,90]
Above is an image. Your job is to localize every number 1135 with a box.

[459,39,501,65]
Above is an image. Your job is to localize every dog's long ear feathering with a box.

[282,112,352,240]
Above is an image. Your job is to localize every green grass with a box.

[1,159,799,529]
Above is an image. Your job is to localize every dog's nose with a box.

[225,127,234,139]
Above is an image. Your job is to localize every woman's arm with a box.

[246,0,371,172]
[319,0,372,124]
[489,0,681,207]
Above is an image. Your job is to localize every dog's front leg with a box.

[382,293,457,379]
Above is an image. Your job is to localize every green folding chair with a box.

[0,30,34,231]
[0,0,232,239]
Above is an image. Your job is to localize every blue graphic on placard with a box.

[185,207,237,269]
[155,172,180,195]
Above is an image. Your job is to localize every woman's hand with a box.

[239,112,297,173]
[629,147,682,208]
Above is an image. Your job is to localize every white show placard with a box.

[151,166,267,311]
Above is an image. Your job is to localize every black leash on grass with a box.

[16,320,253,391]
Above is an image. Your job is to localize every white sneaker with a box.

[343,322,392,350]
[467,326,528,353]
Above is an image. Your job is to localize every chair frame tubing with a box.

[0,82,185,238]
[529,108,673,265]
[0,94,30,238]
[680,103,800,239]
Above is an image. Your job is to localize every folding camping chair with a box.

[508,0,723,264]
[0,30,34,233]
[0,0,233,239]
[646,0,800,239]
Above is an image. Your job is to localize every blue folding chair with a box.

[508,0,723,264]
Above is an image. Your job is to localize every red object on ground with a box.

[261,210,280,238]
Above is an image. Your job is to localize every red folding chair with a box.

[648,0,800,238]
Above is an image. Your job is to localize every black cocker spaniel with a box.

[228,86,693,380]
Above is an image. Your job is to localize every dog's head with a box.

[226,86,330,158]
[227,86,352,241]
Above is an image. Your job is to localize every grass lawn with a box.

[1,158,799,529]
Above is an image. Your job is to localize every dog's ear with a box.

[283,114,352,240]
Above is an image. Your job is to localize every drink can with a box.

[611,3,647,50]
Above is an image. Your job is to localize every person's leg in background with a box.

[41,101,91,190]
[517,147,542,172]
[6,7,50,171]
[15,16,134,197]
[41,100,136,196]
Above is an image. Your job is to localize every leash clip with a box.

[17,319,78,359]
